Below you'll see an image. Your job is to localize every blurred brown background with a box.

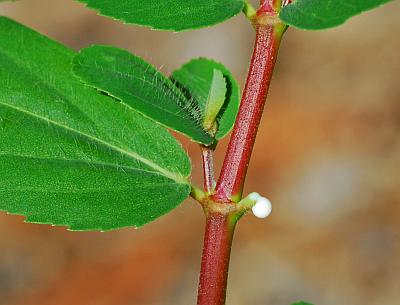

[1,1,399,304]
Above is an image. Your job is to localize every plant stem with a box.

[214,21,285,203]
[196,3,287,304]
[197,212,237,305]
[201,146,216,193]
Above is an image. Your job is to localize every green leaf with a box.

[0,17,191,231]
[72,45,213,145]
[171,58,240,140]
[77,0,244,31]
[203,70,227,132]
[291,302,314,305]
[280,0,394,30]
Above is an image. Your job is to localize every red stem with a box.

[197,213,236,305]
[214,23,284,202]
[196,3,286,304]
[201,146,216,193]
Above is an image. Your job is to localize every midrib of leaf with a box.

[0,101,188,185]
[0,183,177,193]
[0,153,170,180]
[80,65,200,127]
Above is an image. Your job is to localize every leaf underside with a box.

[203,69,227,131]
[0,17,191,231]
[77,0,244,31]
[171,58,240,140]
[72,46,213,145]
[280,0,394,30]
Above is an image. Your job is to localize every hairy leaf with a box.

[77,0,244,31]
[280,0,393,30]
[0,17,191,231]
[171,58,240,140]
[72,46,213,145]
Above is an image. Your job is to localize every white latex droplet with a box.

[252,197,272,219]
[248,192,261,201]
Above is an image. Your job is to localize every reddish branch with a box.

[201,146,216,193]
[214,22,285,202]
[196,213,236,305]
[196,2,287,304]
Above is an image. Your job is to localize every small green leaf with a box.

[77,0,244,31]
[0,17,191,231]
[171,58,240,140]
[72,45,213,145]
[291,302,314,305]
[280,0,394,30]
[203,69,227,132]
